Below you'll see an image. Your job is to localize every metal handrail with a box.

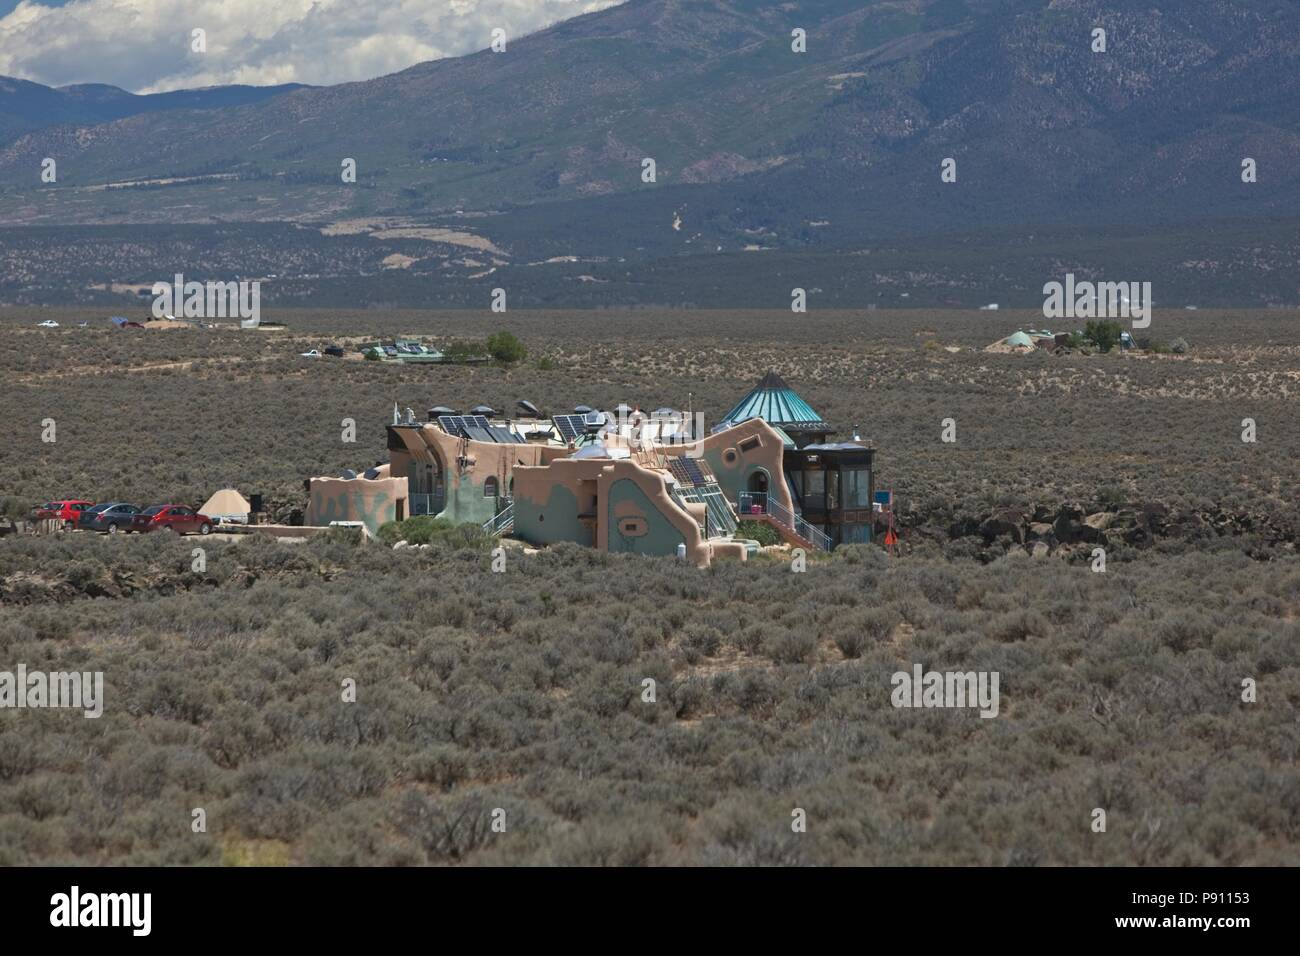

[740,492,832,551]
[482,501,515,536]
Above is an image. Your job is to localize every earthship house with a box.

[306,373,877,564]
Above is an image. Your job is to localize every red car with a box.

[33,499,93,529]
[132,505,214,535]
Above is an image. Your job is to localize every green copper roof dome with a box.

[717,371,831,434]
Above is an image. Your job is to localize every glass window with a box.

[484,476,499,498]
[804,469,825,506]
[843,468,872,508]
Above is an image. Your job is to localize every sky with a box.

[0,0,619,93]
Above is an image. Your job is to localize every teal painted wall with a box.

[438,472,500,526]
[606,478,686,557]
[309,490,397,534]
[514,483,591,547]
[703,447,769,507]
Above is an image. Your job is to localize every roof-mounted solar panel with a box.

[553,415,586,443]
[667,457,707,487]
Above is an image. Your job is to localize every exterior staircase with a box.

[737,493,832,552]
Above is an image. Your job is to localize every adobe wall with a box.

[596,461,710,567]
[512,463,594,548]
[305,475,408,533]
[515,457,710,567]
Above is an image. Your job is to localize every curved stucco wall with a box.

[605,478,686,557]
[514,457,710,566]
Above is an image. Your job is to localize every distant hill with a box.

[1,0,1298,307]
[0,76,309,144]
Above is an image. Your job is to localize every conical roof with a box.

[717,371,830,434]
[200,488,250,516]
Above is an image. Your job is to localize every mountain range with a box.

[0,76,308,145]
[1,0,1298,307]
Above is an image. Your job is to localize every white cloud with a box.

[0,0,620,93]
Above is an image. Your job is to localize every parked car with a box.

[33,499,93,529]
[37,319,59,328]
[77,502,142,533]
[324,344,345,357]
[132,505,213,535]
[300,349,322,358]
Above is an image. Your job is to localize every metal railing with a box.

[740,492,832,552]
[482,501,515,537]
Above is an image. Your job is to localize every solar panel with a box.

[436,414,487,437]
[553,415,585,443]
[667,456,706,487]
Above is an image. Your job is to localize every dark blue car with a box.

[78,502,141,533]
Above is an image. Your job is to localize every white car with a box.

[37,320,59,328]
[300,349,322,358]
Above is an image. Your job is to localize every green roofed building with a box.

[716,370,831,448]
[716,371,876,548]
